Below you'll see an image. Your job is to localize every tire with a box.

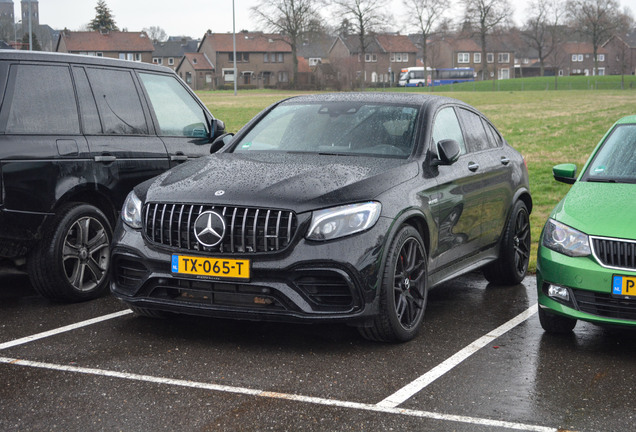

[483,200,530,285]
[28,203,112,302]
[359,226,428,342]
[538,305,576,333]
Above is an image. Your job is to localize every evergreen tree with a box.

[89,0,118,32]
[20,32,41,51]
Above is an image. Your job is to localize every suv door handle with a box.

[500,156,510,165]
[94,155,116,163]
[170,153,188,162]
[468,162,480,172]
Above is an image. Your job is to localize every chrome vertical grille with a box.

[591,236,636,271]
[142,203,297,254]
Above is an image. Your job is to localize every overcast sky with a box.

[38,0,636,39]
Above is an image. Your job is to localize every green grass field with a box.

[195,82,636,272]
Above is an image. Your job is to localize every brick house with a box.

[603,32,636,76]
[56,30,154,63]
[176,52,215,90]
[432,36,514,80]
[328,34,417,87]
[152,37,199,70]
[560,42,608,76]
[197,31,293,88]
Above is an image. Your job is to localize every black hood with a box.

[142,152,419,213]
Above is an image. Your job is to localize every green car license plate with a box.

[172,255,250,280]
[612,275,636,298]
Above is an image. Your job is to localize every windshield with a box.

[232,101,420,158]
[583,124,636,184]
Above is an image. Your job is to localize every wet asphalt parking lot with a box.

[1,270,635,432]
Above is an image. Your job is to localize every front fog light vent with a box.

[548,284,570,302]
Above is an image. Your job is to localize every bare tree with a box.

[404,0,447,69]
[251,0,319,88]
[461,0,512,81]
[331,0,390,89]
[566,0,632,75]
[143,26,168,42]
[523,0,565,77]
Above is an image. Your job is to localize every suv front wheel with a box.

[28,203,112,302]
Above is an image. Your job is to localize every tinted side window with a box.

[432,107,466,155]
[457,108,491,152]
[72,67,102,134]
[482,119,503,147]
[138,72,209,138]
[86,68,148,135]
[5,64,79,134]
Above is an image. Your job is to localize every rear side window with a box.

[457,108,491,152]
[86,68,148,135]
[4,64,79,134]
[432,107,466,155]
[482,119,503,147]
[138,72,209,138]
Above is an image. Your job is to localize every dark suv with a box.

[0,51,225,301]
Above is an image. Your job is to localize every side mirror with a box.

[211,118,226,140]
[210,133,234,153]
[553,163,577,184]
[433,139,461,166]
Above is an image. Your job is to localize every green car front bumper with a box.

[537,245,636,327]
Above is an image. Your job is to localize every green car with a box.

[537,115,636,333]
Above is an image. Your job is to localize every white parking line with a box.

[0,356,555,432]
[0,309,132,350]
[377,304,538,408]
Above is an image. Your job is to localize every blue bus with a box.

[398,67,475,87]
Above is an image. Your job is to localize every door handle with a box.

[170,153,188,162]
[94,155,116,163]
[500,156,510,165]
[468,162,479,172]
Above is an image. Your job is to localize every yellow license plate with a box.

[612,275,636,298]
[172,255,250,280]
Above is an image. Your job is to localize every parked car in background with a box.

[537,115,636,333]
[111,93,532,342]
[0,51,225,302]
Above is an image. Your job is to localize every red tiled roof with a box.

[203,32,291,52]
[375,34,417,52]
[59,31,154,52]
[451,38,481,52]
[184,52,214,70]
[561,42,607,54]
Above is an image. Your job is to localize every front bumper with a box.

[536,245,636,327]
[110,218,393,324]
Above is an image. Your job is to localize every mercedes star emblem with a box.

[193,211,226,247]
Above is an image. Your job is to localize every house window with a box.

[578,54,583,62]
[365,53,377,62]
[474,53,481,64]
[277,53,283,62]
[264,53,269,63]
[597,67,605,76]
[278,71,289,82]
[487,53,494,63]
[229,52,249,62]
[498,53,510,63]
[185,72,192,84]
[390,52,408,62]
[597,54,605,62]
[458,53,470,64]
[222,68,235,82]
[498,68,509,80]
[168,58,174,65]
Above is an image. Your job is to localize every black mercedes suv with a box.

[0,51,225,301]
[111,93,532,342]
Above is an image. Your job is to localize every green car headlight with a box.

[542,218,591,257]
[306,202,381,241]
[121,190,143,229]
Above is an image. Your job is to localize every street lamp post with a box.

[232,0,237,96]
[27,0,32,51]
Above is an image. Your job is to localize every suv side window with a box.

[432,107,466,155]
[138,72,209,138]
[4,64,79,134]
[482,119,503,147]
[72,67,101,134]
[457,108,491,152]
[85,68,148,135]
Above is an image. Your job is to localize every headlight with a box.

[121,190,143,229]
[542,218,590,257]
[306,202,381,241]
